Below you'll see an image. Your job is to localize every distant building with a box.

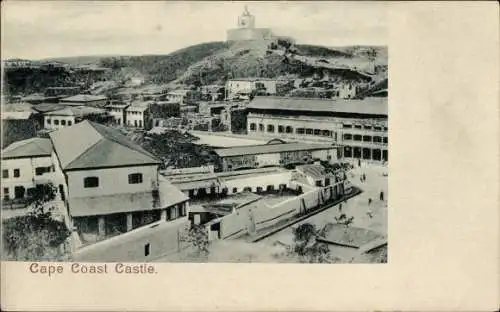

[44,87,81,98]
[49,121,189,243]
[213,140,341,172]
[165,89,198,105]
[125,102,151,129]
[1,138,55,201]
[105,102,130,126]
[1,103,36,120]
[59,94,108,107]
[44,106,109,130]
[226,6,295,44]
[225,78,278,98]
[247,96,388,163]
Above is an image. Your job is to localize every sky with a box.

[1,1,388,60]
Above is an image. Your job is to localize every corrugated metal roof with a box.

[248,96,387,116]
[214,142,337,157]
[2,138,53,159]
[49,120,161,170]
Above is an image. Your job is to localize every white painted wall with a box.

[1,156,54,199]
[66,165,159,199]
[44,115,76,130]
[126,110,146,128]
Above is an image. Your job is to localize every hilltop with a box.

[3,41,387,96]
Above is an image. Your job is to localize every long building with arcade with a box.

[246,96,388,163]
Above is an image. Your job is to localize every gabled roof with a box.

[49,120,161,170]
[45,106,106,117]
[2,138,53,159]
[60,94,108,103]
[248,96,387,116]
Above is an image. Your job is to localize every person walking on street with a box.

[368,198,372,205]
[380,191,384,201]
[339,203,342,212]
[362,173,366,182]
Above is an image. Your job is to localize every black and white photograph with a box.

[1,1,388,264]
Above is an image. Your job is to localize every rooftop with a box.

[248,96,388,116]
[296,164,330,180]
[2,137,53,159]
[60,94,108,103]
[213,141,338,157]
[45,106,106,117]
[126,102,150,112]
[49,120,161,171]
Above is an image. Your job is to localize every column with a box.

[161,209,168,221]
[126,213,133,231]
[98,216,106,237]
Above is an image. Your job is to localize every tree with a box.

[179,224,210,259]
[291,223,334,263]
[2,184,71,261]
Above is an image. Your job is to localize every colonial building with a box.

[43,106,109,130]
[106,102,130,126]
[165,89,198,105]
[213,140,341,172]
[49,121,189,243]
[1,138,55,201]
[125,102,151,129]
[247,96,388,163]
[225,78,278,98]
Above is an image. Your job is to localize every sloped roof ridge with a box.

[61,136,105,170]
[87,121,160,162]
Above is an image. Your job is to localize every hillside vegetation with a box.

[3,41,387,96]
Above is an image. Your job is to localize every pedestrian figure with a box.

[358,159,361,167]
[362,173,366,182]
[368,198,372,205]
[338,203,342,212]
[380,191,384,201]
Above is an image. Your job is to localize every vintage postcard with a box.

[1,1,498,311]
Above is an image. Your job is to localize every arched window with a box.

[267,124,275,133]
[61,120,66,126]
[286,126,293,133]
[128,173,143,184]
[250,123,256,131]
[259,124,264,132]
[84,177,99,188]
[278,125,284,133]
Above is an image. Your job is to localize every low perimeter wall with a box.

[72,217,189,262]
[216,181,345,239]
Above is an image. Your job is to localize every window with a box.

[54,120,59,125]
[46,119,51,124]
[297,128,305,135]
[3,187,9,200]
[68,121,72,126]
[383,137,388,144]
[2,170,8,179]
[343,124,352,129]
[286,126,293,133]
[128,173,143,184]
[374,126,382,131]
[278,125,284,133]
[13,169,20,178]
[144,243,150,256]
[343,134,352,140]
[364,125,372,130]
[354,125,362,129]
[306,128,313,135]
[373,136,382,143]
[325,178,331,186]
[363,135,372,142]
[138,120,142,128]
[250,123,256,131]
[14,186,25,199]
[322,130,331,137]
[267,125,275,133]
[84,177,99,188]
[61,120,66,126]
[315,180,323,187]
[314,129,321,136]
[259,124,264,132]
[232,187,238,193]
[353,135,362,141]
[35,167,47,176]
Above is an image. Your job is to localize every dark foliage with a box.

[1,119,39,149]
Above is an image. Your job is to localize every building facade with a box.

[1,138,55,201]
[49,121,189,243]
[246,97,388,163]
[213,141,341,172]
[43,106,108,130]
[125,103,150,129]
[106,102,130,126]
